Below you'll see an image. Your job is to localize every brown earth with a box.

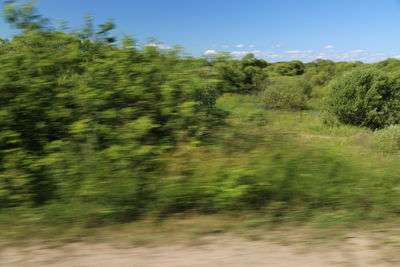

[1,234,399,267]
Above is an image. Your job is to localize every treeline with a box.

[0,1,229,219]
[2,1,400,227]
[214,52,400,127]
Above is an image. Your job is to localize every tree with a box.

[325,67,400,129]
[259,76,312,110]
[0,2,225,213]
[214,53,268,93]
[3,0,50,32]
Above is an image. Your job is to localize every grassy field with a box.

[2,92,400,244]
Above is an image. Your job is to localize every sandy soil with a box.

[1,235,399,267]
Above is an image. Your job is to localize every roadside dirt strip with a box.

[1,235,399,267]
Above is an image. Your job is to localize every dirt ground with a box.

[1,234,399,267]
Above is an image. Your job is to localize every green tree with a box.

[325,67,400,129]
[214,53,268,93]
[259,76,312,110]
[0,2,224,215]
[3,0,50,32]
[270,60,305,76]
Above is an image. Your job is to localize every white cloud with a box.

[324,45,334,49]
[249,44,255,48]
[349,49,364,54]
[231,50,263,57]
[372,53,385,57]
[231,51,248,57]
[230,49,315,60]
[217,46,394,63]
[285,50,301,54]
[203,49,218,56]
[146,43,171,49]
[264,52,280,59]
[236,44,244,48]
[272,43,282,48]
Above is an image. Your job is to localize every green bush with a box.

[321,112,342,128]
[0,3,225,212]
[213,53,268,94]
[258,77,311,110]
[325,67,400,129]
[310,71,331,86]
[372,125,400,153]
[150,134,400,222]
[269,60,305,76]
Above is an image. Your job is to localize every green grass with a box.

[215,93,400,223]
[2,93,400,244]
[217,93,368,136]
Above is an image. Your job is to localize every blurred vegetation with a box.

[372,125,400,154]
[2,1,400,237]
[0,1,225,220]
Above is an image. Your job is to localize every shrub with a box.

[321,112,342,128]
[0,5,225,211]
[270,60,305,76]
[259,77,311,110]
[325,67,400,129]
[310,71,331,86]
[213,53,268,94]
[372,125,400,153]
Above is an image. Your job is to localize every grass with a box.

[2,92,400,246]
[217,93,380,158]
[217,93,369,136]
[4,212,400,253]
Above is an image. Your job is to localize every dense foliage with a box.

[268,60,305,76]
[372,125,400,154]
[3,1,400,231]
[213,53,268,93]
[259,77,312,110]
[0,1,225,218]
[325,67,400,129]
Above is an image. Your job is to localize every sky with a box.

[2,0,400,62]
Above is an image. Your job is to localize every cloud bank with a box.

[203,47,397,62]
[203,49,218,56]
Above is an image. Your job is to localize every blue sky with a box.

[2,0,400,62]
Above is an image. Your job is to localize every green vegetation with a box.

[0,1,225,221]
[259,76,311,110]
[372,125,400,154]
[269,60,305,76]
[213,53,268,93]
[3,1,400,239]
[325,67,400,129]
